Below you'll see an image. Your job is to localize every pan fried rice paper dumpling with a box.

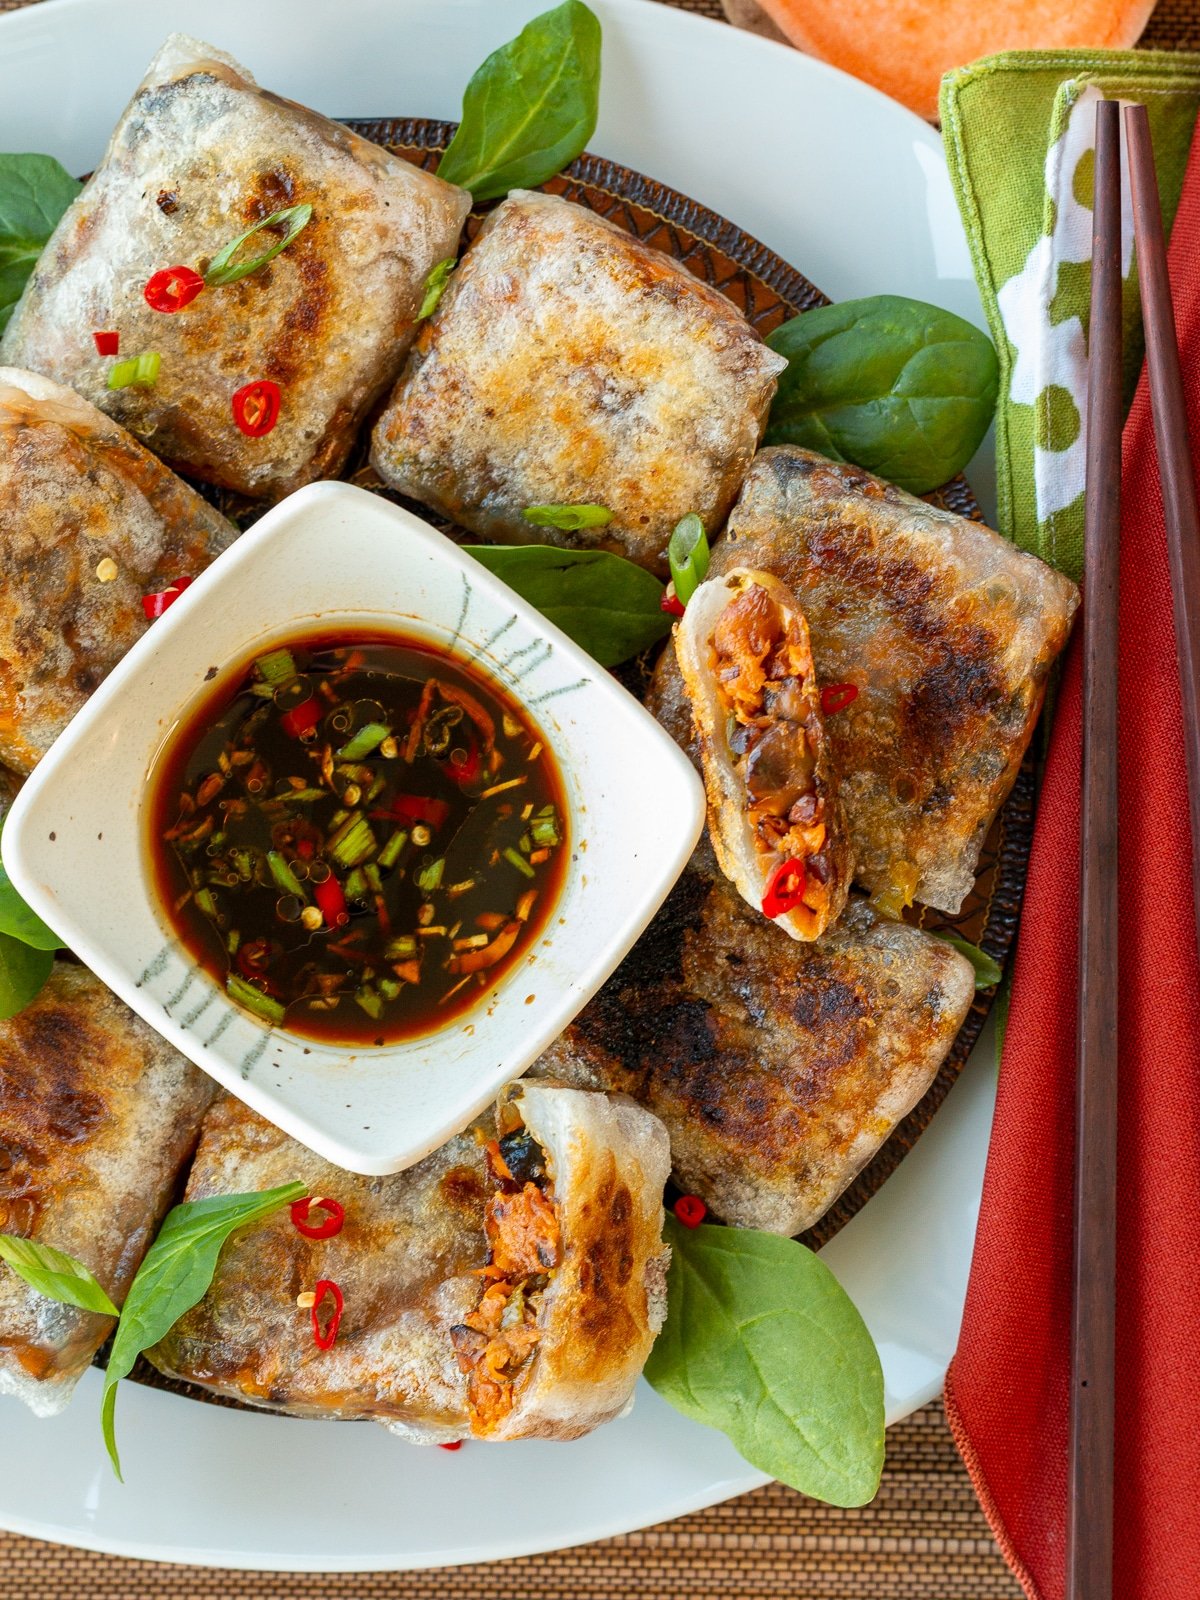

[148,1083,671,1443]
[533,842,975,1237]
[371,190,786,577]
[0,368,236,773]
[656,447,1079,914]
[0,34,471,501]
[0,965,216,1416]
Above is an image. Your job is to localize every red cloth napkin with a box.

[943,125,1200,1600]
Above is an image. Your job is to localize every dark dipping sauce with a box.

[147,632,567,1044]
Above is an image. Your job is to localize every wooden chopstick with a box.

[1125,102,1200,964]
[1067,94,1121,1600]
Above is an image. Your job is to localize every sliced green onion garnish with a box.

[418,256,456,319]
[378,977,402,1002]
[280,787,325,803]
[329,815,377,868]
[355,985,384,1021]
[385,934,418,960]
[503,846,536,879]
[336,722,390,761]
[107,351,161,390]
[522,504,614,531]
[378,828,408,870]
[204,202,314,288]
[343,867,368,902]
[194,887,218,918]
[254,648,296,686]
[363,862,383,894]
[415,857,445,893]
[227,929,241,955]
[530,813,560,848]
[227,973,285,1026]
[668,513,710,606]
[266,850,307,901]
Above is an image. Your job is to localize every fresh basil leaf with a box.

[101,1182,305,1478]
[0,153,81,332]
[930,931,1002,989]
[0,1233,119,1317]
[0,817,62,951]
[438,0,602,202]
[765,295,999,495]
[645,1219,885,1508]
[419,257,456,320]
[0,931,52,1019]
[465,544,670,667]
[522,503,613,531]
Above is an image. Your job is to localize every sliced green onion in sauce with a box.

[226,973,285,1026]
[418,257,456,319]
[415,857,445,893]
[522,504,614,532]
[336,722,390,761]
[254,648,296,686]
[266,850,307,901]
[107,351,161,390]
[204,203,314,287]
[503,845,535,878]
[329,815,376,869]
[668,513,710,606]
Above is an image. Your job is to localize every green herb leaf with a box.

[522,503,613,531]
[0,153,81,332]
[765,295,999,495]
[203,202,313,287]
[101,1182,305,1478]
[0,931,53,1019]
[464,544,671,667]
[667,512,709,606]
[0,1233,119,1317]
[929,931,1002,989]
[0,817,61,951]
[644,1219,885,1508]
[419,257,456,319]
[437,0,602,202]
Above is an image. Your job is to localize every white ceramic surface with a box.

[0,0,997,1569]
[5,483,705,1174]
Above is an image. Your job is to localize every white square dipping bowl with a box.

[3,482,705,1175]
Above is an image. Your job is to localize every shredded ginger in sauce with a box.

[149,634,566,1043]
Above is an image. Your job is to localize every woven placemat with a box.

[0,0,1189,1592]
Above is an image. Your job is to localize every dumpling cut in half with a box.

[0,34,471,501]
[676,566,851,940]
[371,190,786,576]
[0,965,216,1415]
[0,367,236,773]
[148,1084,671,1443]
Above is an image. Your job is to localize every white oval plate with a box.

[0,0,996,1569]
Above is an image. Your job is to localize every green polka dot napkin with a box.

[941,51,1200,578]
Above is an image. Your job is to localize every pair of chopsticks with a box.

[1069,100,1200,1600]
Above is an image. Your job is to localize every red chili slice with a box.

[144,265,205,313]
[313,875,349,930]
[232,378,281,438]
[820,682,859,715]
[761,856,807,920]
[93,330,120,356]
[660,583,685,618]
[446,737,480,786]
[673,1194,707,1228]
[290,1197,345,1240]
[311,1279,344,1350]
[438,1442,464,1452]
[280,695,322,739]
[377,794,450,829]
[141,575,194,621]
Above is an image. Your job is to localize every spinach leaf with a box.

[930,931,1002,989]
[0,817,62,951]
[765,295,999,495]
[101,1182,305,1478]
[645,1218,885,1507]
[0,153,81,332]
[0,1233,119,1317]
[0,931,52,1019]
[437,0,602,202]
[465,544,670,667]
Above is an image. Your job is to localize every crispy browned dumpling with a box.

[149,1083,670,1443]
[0,35,470,501]
[655,447,1079,913]
[371,190,786,576]
[0,965,216,1415]
[533,842,975,1236]
[0,368,236,773]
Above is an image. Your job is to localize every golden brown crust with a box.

[532,842,975,1236]
[0,964,216,1413]
[0,35,471,500]
[371,191,786,576]
[0,368,236,772]
[654,447,1079,913]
